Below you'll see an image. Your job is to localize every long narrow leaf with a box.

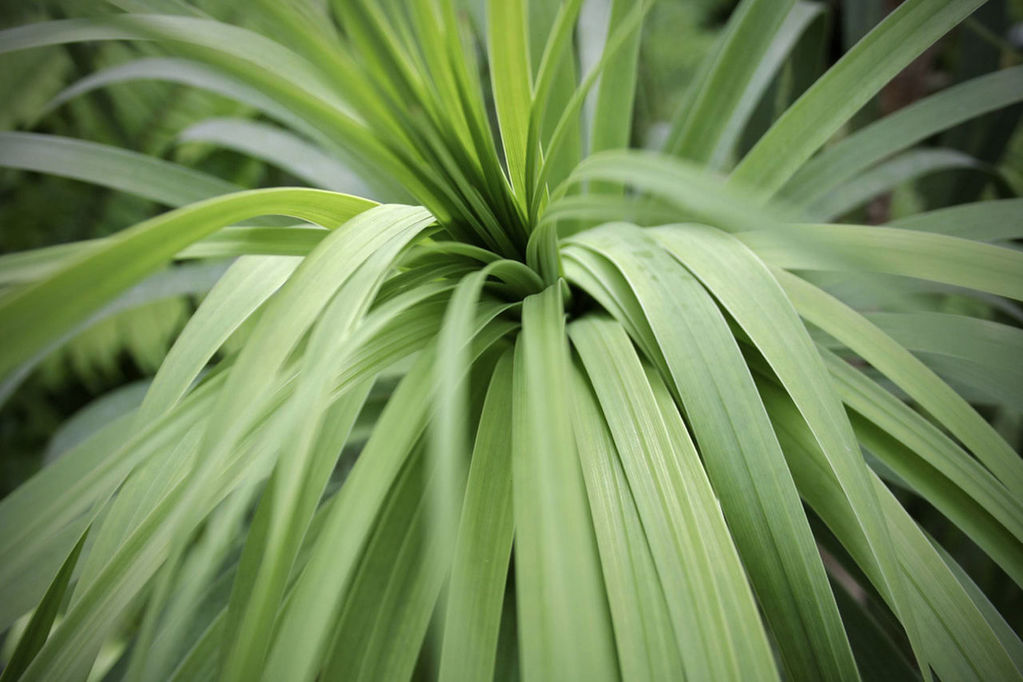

[777,270,1023,493]
[667,0,795,164]
[0,188,376,382]
[740,223,1023,301]
[781,65,1023,205]
[730,0,986,197]
[568,362,683,680]
[438,351,515,681]
[0,132,239,206]
[512,285,617,681]
[571,316,781,681]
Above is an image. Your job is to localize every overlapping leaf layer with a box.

[0,1,1020,680]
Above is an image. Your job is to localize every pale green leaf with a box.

[179,118,371,195]
[782,65,1023,206]
[512,285,617,681]
[487,0,532,202]
[777,270,1023,493]
[0,132,239,206]
[438,351,515,682]
[763,381,1023,682]
[740,223,1023,301]
[730,0,986,198]
[667,0,796,164]
[570,316,781,681]
[568,362,683,681]
[0,188,376,382]
[888,198,1023,241]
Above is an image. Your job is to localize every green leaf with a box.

[930,538,1023,674]
[428,259,537,596]
[438,351,515,682]
[781,65,1023,206]
[852,413,1023,587]
[888,198,1023,241]
[830,575,921,682]
[526,0,580,190]
[0,132,239,206]
[134,208,429,682]
[0,229,326,288]
[2,2,1021,679]
[763,381,1023,682]
[588,0,641,158]
[571,223,861,681]
[1,261,225,408]
[46,57,306,131]
[136,256,301,423]
[17,208,434,680]
[0,242,94,288]
[261,308,514,681]
[570,316,781,681]
[530,0,650,217]
[539,193,679,232]
[512,285,617,681]
[558,149,790,233]
[567,361,683,681]
[324,330,495,682]
[487,0,532,203]
[216,350,366,680]
[776,270,1023,494]
[525,0,583,209]
[45,382,149,463]
[730,0,986,198]
[803,148,987,221]
[667,0,796,164]
[177,227,328,259]
[820,350,1023,568]
[654,222,936,678]
[179,118,371,195]
[319,443,443,681]
[867,311,1023,412]
[0,529,88,682]
[167,611,224,682]
[0,188,376,383]
[19,443,208,680]
[0,16,348,114]
[0,15,416,195]
[0,374,223,632]
[125,480,257,682]
[740,223,1023,301]
[701,2,827,170]
[192,205,432,485]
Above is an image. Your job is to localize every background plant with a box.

[0,0,1022,680]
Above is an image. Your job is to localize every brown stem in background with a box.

[866,0,944,224]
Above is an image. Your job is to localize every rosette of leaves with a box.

[0,1,1021,681]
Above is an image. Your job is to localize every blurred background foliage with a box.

[1,1,1022,598]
